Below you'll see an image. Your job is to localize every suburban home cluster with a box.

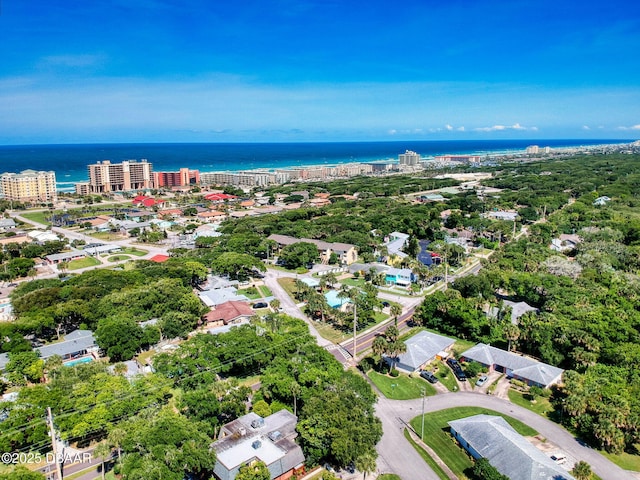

[389,332,564,389]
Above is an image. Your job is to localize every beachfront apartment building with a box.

[86,159,153,193]
[434,154,482,163]
[0,169,57,203]
[399,150,421,166]
[153,168,200,188]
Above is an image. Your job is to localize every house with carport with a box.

[460,343,564,388]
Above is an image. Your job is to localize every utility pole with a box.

[47,407,63,480]
[352,297,357,360]
[421,387,426,441]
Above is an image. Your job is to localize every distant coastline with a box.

[0,139,632,192]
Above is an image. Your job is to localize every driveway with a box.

[376,392,636,480]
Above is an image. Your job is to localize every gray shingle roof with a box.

[449,415,574,480]
[394,331,455,371]
[36,330,96,359]
[461,343,563,387]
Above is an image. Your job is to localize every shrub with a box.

[389,368,399,378]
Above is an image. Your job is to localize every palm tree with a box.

[503,323,520,352]
[571,461,592,480]
[390,304,402,325]
[324,271,338,288]
[355,452,377,480]
[108,427,126,464]
[269,298,281,311]
[93,441,112,480]
[372,335,388,371]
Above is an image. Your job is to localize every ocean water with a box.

[0,139,625,191]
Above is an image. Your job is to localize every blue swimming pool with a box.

[63,357,94,367]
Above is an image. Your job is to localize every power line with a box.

[0,325,308,441]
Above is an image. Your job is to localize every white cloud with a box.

[457,126,465,131]
[474,123,536,132]
[388,129,397,135]
[445,124,454,131]
[582,125,591,130]
[617,124,640,130]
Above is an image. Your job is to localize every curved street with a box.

[375,392,637,480]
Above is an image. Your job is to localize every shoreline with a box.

[2,139,631,192]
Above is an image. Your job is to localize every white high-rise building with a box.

[399,150,420,166]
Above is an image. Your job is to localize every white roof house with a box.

[211,410,305,480]
[449,415,574,480]
[460,343,564,388]
[384,231,409,258]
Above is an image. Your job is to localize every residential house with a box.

[383,231,409,259]
[550,234,581,252]
[45,250,87,264]
[211,410,305,480]
[460,343,564,388]
[449,415,574,480]
[384,267,414,287]
[0,218,17,232]
[27,230,60,243]
[267,234,357,265]
[391,331,455,372]
[198,210,226,222]
[36,329,98,362]
[325,290,350,309]
[485,210,519,221]
[199,287,249,308]
[487,300,538,325]
[593,196,611,206]
[203,300,254,333]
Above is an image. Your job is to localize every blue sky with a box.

[1,0,639,144]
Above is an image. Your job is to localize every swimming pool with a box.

[63,357,94,367]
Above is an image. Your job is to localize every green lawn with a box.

[403,429,450,480]
[89,231,124,241]
[20,211,50,225]
[368,371,437,399]
[378,474,403,480]
[237,287,262,300]
[311,320,350,343]
[451,338,477,357]
[409,407,538,479]
[433,361,459,392]
[340,277,367,287]
[121,247,147,256]
[277,277,298,299]
[602,446,640,472]
[108,254,132,262]
[67,256,101,270]
[259,285,272,297]
[508,389,554,417]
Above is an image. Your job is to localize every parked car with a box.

[476,375,488,386]
[420,370,438,384]
[382,301,390,308]
[252,302,268,309]
[446,357,467,381]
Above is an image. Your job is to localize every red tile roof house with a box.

[202,301,254,332]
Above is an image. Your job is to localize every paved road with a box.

[375,392,636,480]
[263,269,332,348]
